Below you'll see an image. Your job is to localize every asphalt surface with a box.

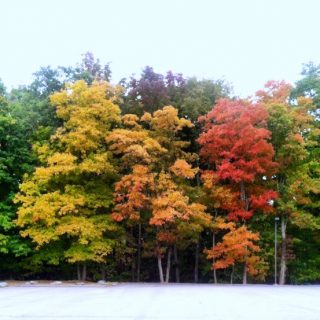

[0,283,319,320]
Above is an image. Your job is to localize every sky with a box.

[1,0,320,97]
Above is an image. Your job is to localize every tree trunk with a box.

[101,264,106,281]
[136,223,142,282]
[194,240,199,283]
[212,232,217,284]
[279,216,287,285]
[131,227,136,282]
[240,181,248,211]
[173,245,180,283]
[77,263,81,281]
[230,265,234,284]
[242,263,247,285]
[157,247,164,283]
[165,248,172,283]
[82,263,87,281]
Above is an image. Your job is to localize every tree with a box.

[198,98,277,283]
[179,78,231,122]
[123,67,178,116]
[200,170,238,283]
[108,106,211,283]
[291,62,320,115]
[15,81,122,280]
[61,52,112,85]
[106,112,167,281]
[0,87,34,276]
[206,218,267,283]
[257,81,320,284]
[150,163,210,283]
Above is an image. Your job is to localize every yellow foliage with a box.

[15,81,121,264]
[50,80,121,156]
[151,106,193,133]
[170,159,198,179]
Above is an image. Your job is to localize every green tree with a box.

[179,77,231,122]
[257,81,320,284]
[291,62,320,114]
[0,85,34,276]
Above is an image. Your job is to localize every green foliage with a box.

[179,78,231,121]
[0,92,34,250]
[291,62,320,111]
[288,228,320,283]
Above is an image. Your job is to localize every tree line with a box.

[0,53,319,284]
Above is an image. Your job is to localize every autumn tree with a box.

[106,111,166,281]
[206,218,267,283]
[15,81,122,280]
[108,106,211,283]
[122,67,177,116]
[122,67,230,121]
[150,162,210,283]
[200,171,238,283]
[198,98,277,283]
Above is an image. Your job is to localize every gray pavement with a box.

[0,283,319,320]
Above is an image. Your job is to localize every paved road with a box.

[0,283,319,320]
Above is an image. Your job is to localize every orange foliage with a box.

[256,80,292,104]
[206,221,265,277]
[170,159,198,179]
[112,165,154,222]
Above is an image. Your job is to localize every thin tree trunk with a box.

[101,264,106,281]
[194,240,199,283]
[242,263,247,285]
[240,181,248,210]
[156,243,164,283]
[230,265,234,284]
[212,232,217,284]
[157,254,164,283]
[173,245,180,283]
[82,263,87,281]
[136,223,142,282]
[165,248,172,283]
[240,181,248,285]
[279,216,287,285]
[131,227,135,282]
[77,263,81,281]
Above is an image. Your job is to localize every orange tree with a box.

[107,106,211,283]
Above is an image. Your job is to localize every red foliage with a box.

[227,209,253,221]
[198,99,277,183]
[249,190,278,213]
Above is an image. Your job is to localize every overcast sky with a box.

[1,0,319,97]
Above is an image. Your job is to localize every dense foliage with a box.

[0,54,319,284]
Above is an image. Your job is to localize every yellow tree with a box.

[15,81,122,280]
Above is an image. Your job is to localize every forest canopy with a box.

[0,53,319,284]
